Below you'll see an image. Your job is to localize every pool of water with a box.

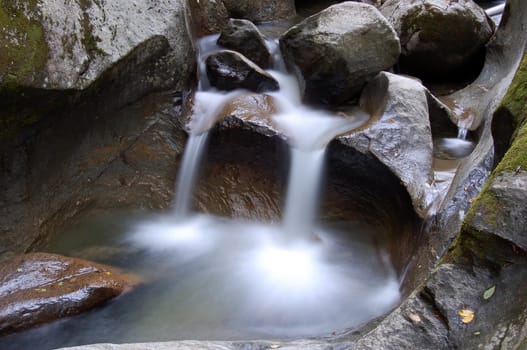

[0,212,401,350]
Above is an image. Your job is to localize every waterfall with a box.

[172,132,209,218]
[457,127,468,140]
[283,148,326,239]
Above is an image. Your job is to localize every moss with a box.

[77,0,105,66]
[0,0,48,88]
[498,51,527,129]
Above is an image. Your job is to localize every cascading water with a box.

[0,34,402,350]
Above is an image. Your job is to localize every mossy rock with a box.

[0,0,48,90]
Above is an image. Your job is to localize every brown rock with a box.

[0,253,140,335]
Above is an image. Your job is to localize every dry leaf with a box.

[458,309,475,323]
[270,345,280,349]
[483,286,496,300]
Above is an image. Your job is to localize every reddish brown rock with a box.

[0,253,139,335]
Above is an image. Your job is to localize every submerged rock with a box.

[217,19,272,69]
[205,50,279,93]
[339,72,434,216]
[380,0,494,80]
[0,253,139,334]
[221,0,296,22]
[279,2,400,105]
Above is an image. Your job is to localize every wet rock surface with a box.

[221,0,296,22]
[380,0,494,81]
[205,50,280,93]
[0,253,139,335]
[217,19,272,69]
[340,72,434,216]
[280,2,400,105]
[185,0,230,38]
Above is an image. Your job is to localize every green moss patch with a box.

[0,0,48,88]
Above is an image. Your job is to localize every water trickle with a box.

[457,127,468,140]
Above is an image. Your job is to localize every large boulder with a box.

[0,0,193,95]
[380,0,494,80]
[221,0,296,22]
[339,72,434,216]
[0,253,139,334]
[279,2,400,105]
[217,19,272,69]
[205,50,280,93]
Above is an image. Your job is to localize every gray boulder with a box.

[218,19,272,69]
[279,2,400,105]
[186,0,230,38]
[0,0,193,96]
[205,50,279,93]
[380,0,494,80]
[221,0,296,22]
[339,72,434,216]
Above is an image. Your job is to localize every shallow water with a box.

[0,213,401,350]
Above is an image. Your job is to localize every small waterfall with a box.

[457,127,468,140]
[283,148,326,239]
[173,132,208,218]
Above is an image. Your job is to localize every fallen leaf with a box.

[17,268,23,272]
[458,309,475,324]
[105,271,111,276]
[468,198,477,203]
[483,286,496,300]
[58,282,64,286]
[474,331,481,336]
[270,345,280,349]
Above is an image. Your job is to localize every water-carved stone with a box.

[279,2,400,105]
[218,19,272,69]
[339,72,434,216]
[205,50,280,93]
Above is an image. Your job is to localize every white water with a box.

[457,127,468,140]
[283,148,326,239]
[172,133,208,218]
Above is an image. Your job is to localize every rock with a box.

[0,0,193,95]
[216,94,279,134]
[279,2,400,105]
[205,50,280,93]
[186,0,230,38]
[339,72,433,217]
[380,0,494,80]
[217,19,272,69]
[221,0,296,23]
[0,253,139,334]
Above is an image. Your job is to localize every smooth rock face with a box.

[279,2,400,105]
[381,0,494,80]
[186,0,230,38]
[0,0,193,93]
[340,72,433,216]
[0,253,139,334]
[218,19,272,69]
[221,0,296,22]
[205,50,280,93]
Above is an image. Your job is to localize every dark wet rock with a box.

[217,19,272,69]
[221,0,296,22]
[205,50,279,93]
[185,0,230,38]
[0,253,139,334]
[215,94,279,134]
[279,2,400,105]
[380,0,494,81]
[339,72,433,217]
[0,91,186,259]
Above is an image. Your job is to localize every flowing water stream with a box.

[0,35,401,349]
